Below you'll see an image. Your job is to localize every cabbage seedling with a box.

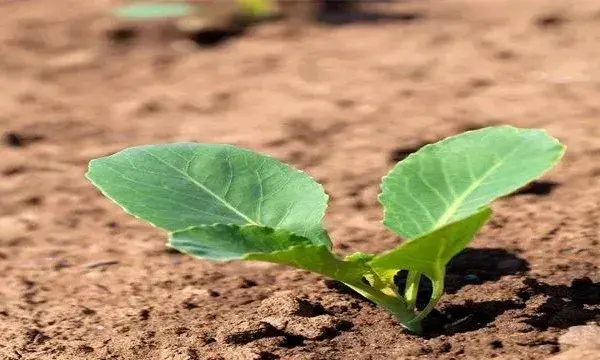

[86,126,564,332]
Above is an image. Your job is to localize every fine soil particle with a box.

[1,0,600,359]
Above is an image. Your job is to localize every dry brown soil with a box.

[1,0,599,359]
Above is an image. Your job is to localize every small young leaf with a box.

[114,3,197,20]
[369,208,492,285]
[380,126,565,240]
[171,224,370,285]
[86,143,330,246]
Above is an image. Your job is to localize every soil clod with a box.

[559,325,600,348]
[258,291,325,318]
[263,314,350,340]
[77,344,94,354]
[216,320,279,345]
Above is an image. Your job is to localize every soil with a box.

[1,0,599,359]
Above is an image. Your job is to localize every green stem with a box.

[404,271,421,309]
[345,281,421,333]
[409,276,444,324]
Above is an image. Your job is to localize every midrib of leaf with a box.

[141,149,260,226]
[433,144,522,230]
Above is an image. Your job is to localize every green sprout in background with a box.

[113,0,275,21]
[114,2,196,20]
[86,126,565,333]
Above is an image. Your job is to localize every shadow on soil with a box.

[422,276,600,336]
[446,248,530,293]
[317,9,425,26]
[394,248,530,311]
[519,277,600,330]
[508,180,560,197]
[396,249,598,336]
[423,300,526,335]
[299,0,426,26]
[326,248,598,336]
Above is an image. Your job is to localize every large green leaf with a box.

[86,143,330,246]
[369,208,493,285]
[171,224,370,284]
[380,126,565,240]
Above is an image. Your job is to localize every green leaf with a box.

[170,224,312,260]
[171,224,370,285]
[380,126,565,240]
[86,143,330,246]
[114,3,197,20]
[369,208,492,285]
[238,0,275,17]
[247,244,370,285]
[344,252,376,263]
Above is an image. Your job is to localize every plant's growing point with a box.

[86,126,565,332]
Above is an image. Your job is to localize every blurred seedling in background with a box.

[112,0,274,36]
[86,126,565,332]
[110,0,365,42]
